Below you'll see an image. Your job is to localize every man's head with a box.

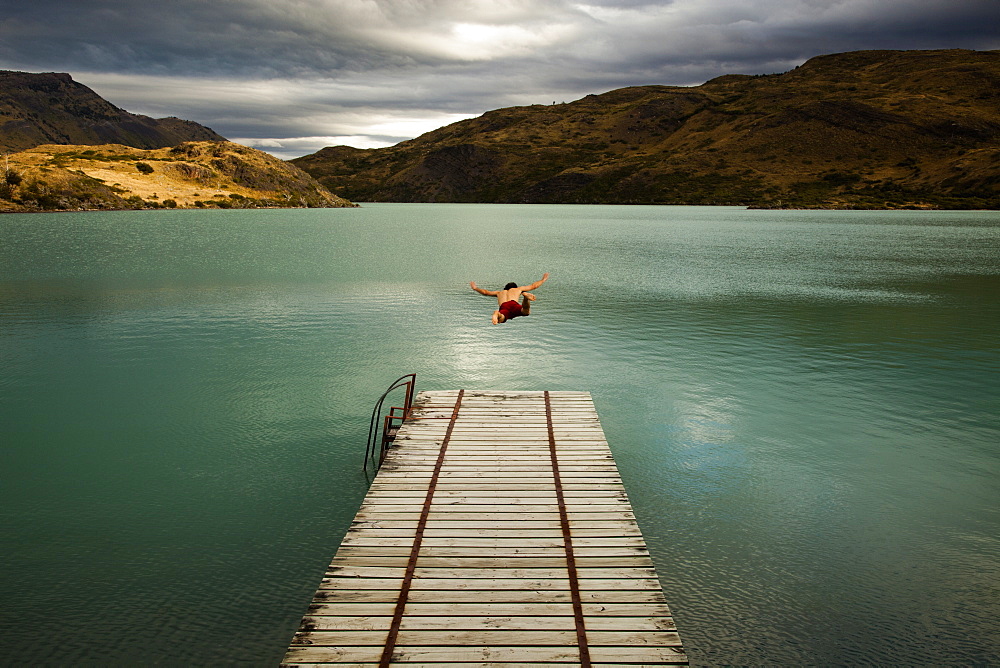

[504,282,518,290]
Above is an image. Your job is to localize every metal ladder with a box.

[363,373,416,472]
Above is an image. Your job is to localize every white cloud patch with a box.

[246,138,285,148]
[233,135,397,159]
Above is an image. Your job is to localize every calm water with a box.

[1,204,998,665]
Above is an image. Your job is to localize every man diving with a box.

[470,273,550,324]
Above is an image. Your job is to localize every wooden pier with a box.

[283,390,686,666]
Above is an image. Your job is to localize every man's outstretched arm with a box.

[521,272,550,291]
[470,281,499,296]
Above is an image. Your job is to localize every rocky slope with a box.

[1,141,356,211]
[0,71,226,152]
[293,49,1000,209]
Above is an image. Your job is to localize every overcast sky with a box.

[2,0,998,159]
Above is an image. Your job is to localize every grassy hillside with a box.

[293,49,1000,209]
[1,141,356,212]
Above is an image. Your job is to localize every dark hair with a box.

[504,282,518,290]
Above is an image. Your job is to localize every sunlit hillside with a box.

[1,141,356,212]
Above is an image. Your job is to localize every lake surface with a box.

[1,204,998,665]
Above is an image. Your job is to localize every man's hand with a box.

[470,281,497,296]
[523,273,550,291]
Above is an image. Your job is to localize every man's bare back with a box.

[470,273,549,324]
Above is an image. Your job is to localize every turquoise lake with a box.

[1,204,998,665]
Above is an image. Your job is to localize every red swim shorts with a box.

[498,300,523,320]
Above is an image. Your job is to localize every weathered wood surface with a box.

[283,390,686,666]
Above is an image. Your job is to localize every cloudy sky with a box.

[2,0,999,159]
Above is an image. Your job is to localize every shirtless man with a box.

[470,273,550,324]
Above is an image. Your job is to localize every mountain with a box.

[1,141,356,212]
[0,71,225,152]
[293,49,1000,209]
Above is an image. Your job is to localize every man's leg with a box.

[520,294,532,315]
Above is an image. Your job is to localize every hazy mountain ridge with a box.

[0,71,226,152]
[293,49,1000,209]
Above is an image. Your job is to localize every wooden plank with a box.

[284,646,583,663]
[299,615,677,632]
[361,492,628,499]
[333,546,650,557]
[284,645,687,663]
[358,503,630,512]
[348,522,641,531]
[340,528,644,538]
[292,630,682,646]
[338,537,649,548]
[325,567,660,579]
[353,511,635,519]
[341,530,645,539]
[366,482,566,489]
[305,603,672,617]
[327,556,655,568]
[312,589,669,604]
[318,577,665,591]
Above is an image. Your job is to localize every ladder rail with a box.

[363,373,416,472]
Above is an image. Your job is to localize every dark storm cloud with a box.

[1,0,998,158]
[0,0,574,75]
